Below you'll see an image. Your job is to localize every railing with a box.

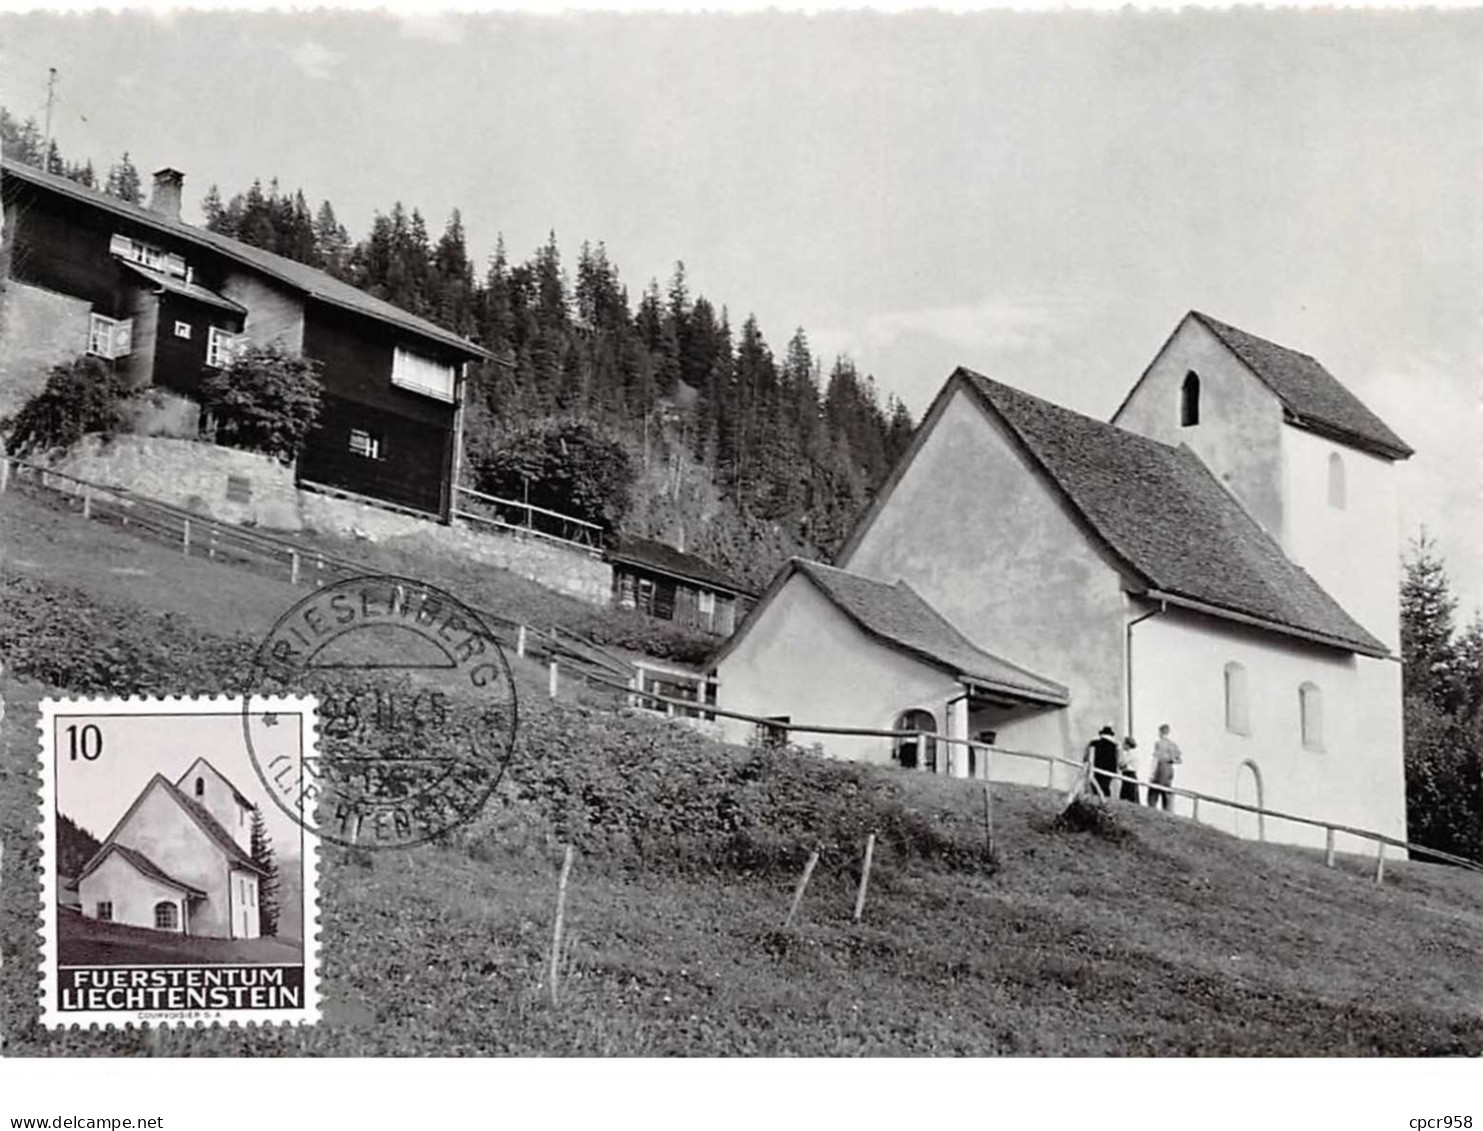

[562,669,1483,881]
[0,455,634,689]
[452,484,604,555]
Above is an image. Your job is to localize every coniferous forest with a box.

[2,110,914,589]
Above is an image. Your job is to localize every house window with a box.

[1181,371,1200,427]
[96,901,113,922]
[87,313,133,360]
[391,347,456,402]
[207,326,243,368]
[758,716,790,749]
[1300,682,1324,751]
[1327,452,1346,509]
[614,572,637,610]
[348,429,384,460]
[636,578,656,615]
[894,709,938,772]
[195,776,205,797]
[109,232,187,279]
[154,901,178,931]
[174,320,192,339]
[1224,661,1250,735]
[697,589,716,630]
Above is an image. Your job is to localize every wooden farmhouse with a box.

[710,312,1413,849]
[607,535,753,637]
[75,758,267,939]
[0,158,488,518]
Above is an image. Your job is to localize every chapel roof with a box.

[962,369,1389,657]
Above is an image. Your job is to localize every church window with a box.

[1300,682,1324,751]
[195,776,204,797]
[154,901,178,931]
[96,902,113,922]
[1327,452,1346,509]
[1181,371,1200,427]
[1224,662,1250,735]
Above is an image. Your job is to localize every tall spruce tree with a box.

[248,807,280,937]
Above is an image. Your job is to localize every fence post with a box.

[290,551,301,586]
[208,528,218,560]
[182,518,191,555]
[1047,760,1055,789]
[982,783,995,857]
[784,850,820,929]
[549,845,575,1007]
[1191,796,1200,823]
[1324,827,1336,868]
[81,489,91,519]
[1374,841,1386,885]
[516,624,527,658]
[548,660,559,699]
[0,457,9,495]
[316,554,325,587]
[853,834,876,923]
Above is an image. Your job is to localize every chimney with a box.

[149,168,184,222]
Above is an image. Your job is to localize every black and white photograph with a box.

[0,0,1480,1120]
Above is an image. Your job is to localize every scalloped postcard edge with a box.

[36,694,321,1029]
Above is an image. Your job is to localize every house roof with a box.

[1189,311,1413,460]
[607,535,752,596]
[80,773,268,881]
[119,260,248,315]
[725,558,1069,704]
[2,157,488,360]
[77,843,207,899]
[962,369,1389,657]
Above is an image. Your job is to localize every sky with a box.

[54,706,307,856]
[1,6,1479,614]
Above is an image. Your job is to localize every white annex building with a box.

[76,757,267,938]
[709,312,1413,848]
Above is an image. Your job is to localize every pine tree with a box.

[104,152,143,205]
[248,807,280,937]
[1401,530,1460,713]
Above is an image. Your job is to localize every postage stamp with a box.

[245,574,518,851]
[39,696,319,1028]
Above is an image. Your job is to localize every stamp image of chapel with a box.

[607,535,754,637]
[73,757,268,940]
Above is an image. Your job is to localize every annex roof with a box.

[119,260,248,316]
[607,535,752,597]
[723,558,1069,705]
[962,370,1389,657]
[1189,311,1412,460]
[2,157,488,360]
[77,843,208,899]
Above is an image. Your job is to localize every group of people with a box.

[1085,722,1182,810]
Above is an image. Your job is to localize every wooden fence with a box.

[562,662,1483,881]
[452,484,605,554]
[0,455,632,689]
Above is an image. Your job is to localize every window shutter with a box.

[109,233,133,257]
[164,253,188,279]
[112,318,134,357]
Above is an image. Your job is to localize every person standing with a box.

[1085,725,1119,798]
[1147,723,1182,811]
[1118,735,1142,803]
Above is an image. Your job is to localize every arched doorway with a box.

[1234,760,1265,841]
[894,709,938,772]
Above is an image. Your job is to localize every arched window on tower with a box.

[1224,661,1250,735]
[1327,452,1346,509]
[195,777,205,797]
[1300,682,1324,751]
[1181,371,1201,427]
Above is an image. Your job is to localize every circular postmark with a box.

[243,573,518,849]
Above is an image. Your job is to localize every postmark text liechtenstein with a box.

[39,696,319,1028]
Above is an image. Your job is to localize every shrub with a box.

[3,356,133,456]
[472,419,635,532]
[199,341,323,461]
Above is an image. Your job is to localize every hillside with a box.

[4,489,1483,1055]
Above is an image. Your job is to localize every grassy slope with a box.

[4,488,1483,1056]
